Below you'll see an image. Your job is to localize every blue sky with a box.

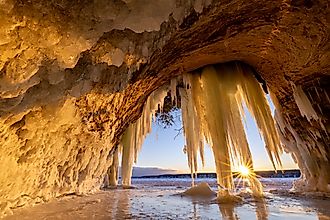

[136,100,298,173]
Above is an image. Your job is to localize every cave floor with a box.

[4,178,330,220]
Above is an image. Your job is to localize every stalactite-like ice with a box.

[120,87,168,186]
[292,83,319,123]
[273,102,329,191]
[180,87,203,186]
[235,65,283,169]
[170,78,178,106]
[180,63,282,197]
[117,62,281,196]
[292,83,327,134]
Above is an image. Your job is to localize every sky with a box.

[135,98,298,173]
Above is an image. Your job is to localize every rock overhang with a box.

[0,0,329,216]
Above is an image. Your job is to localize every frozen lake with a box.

[4,178,330,219]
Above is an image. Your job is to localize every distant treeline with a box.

[133,169,301,179]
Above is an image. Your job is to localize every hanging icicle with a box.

[120,86,169,187]
[180,62,282,197]
[118,61,282,196]
[292,83,319,123]
[235,64,283,169]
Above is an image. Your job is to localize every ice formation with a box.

[182,182,216,198]
[180,63,282,197]
[117,88,168,187]
[115,63,283,197]
[0,0,328,216]
[118,62,282,197]
[273,94,330,192]
[180,87,204,186]
[292,83,320,123]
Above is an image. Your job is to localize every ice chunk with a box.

[182,182,216,198]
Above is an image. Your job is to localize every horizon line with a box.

[131,165,300,172]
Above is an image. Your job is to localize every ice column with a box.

[107,146,120,187]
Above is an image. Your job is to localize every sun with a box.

[238,165,250,177]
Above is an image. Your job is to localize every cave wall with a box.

[0,0,329,215]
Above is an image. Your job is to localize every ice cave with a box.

[0,0,329,218]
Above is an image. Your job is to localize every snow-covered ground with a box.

[4,178,330,219]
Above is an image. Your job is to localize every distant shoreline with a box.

[132,169,301,179]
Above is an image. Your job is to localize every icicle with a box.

[120,86,169,186]
[235,63,283,169]
[121,62,283,194]
[180,86,203,186]
[170,78,178,105]
[292,83,327,132]
[274,105,329,192]
[181,72,209,186]
[292,83,319,123]
[179,62,282,197]
[198,65,234,191]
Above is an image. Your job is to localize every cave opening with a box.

[105,62,299,199]
[1,1,329,218]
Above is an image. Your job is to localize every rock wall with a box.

[0,0,329,215]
